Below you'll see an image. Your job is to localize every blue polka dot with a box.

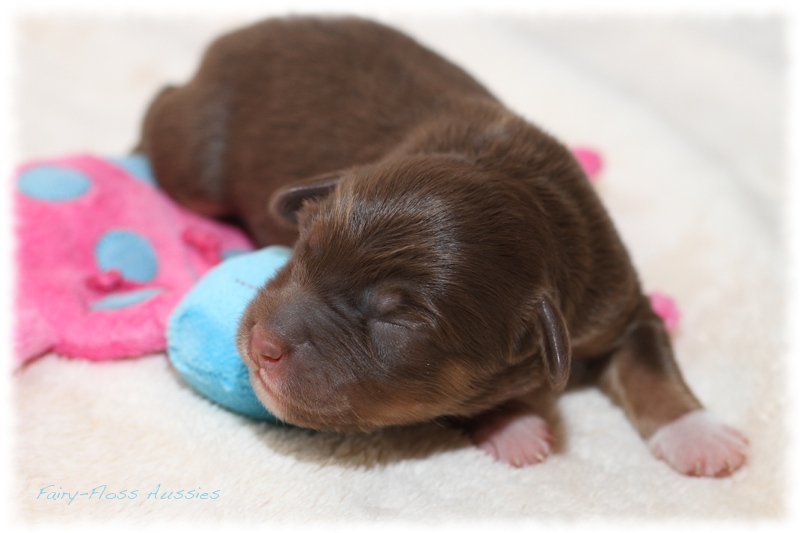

[110,154,157,186]
[17,166,92,201]
[95,230,158,283]
[90,288,163,311]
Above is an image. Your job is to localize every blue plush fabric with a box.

[109,154,157,186]
[91,287,164,311]
[95,230,159,283]
[17,165,92,200]
[167,246,292,421]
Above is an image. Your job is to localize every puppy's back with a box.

[140,17,499,241]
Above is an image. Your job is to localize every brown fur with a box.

[139,16,702,440]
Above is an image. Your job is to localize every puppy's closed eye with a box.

[365,285,434,330]
[369,285,404,317]
[365,287,431,368]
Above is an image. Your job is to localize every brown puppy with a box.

[139,16,748,476]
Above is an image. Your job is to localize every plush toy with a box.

[571,146,604,182]
[167,246,291,421]
[648,291,681,333]
[13,154,254,368]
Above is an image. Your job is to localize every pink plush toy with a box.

[648,291,681,333]
[571,146,604,182]
[571,146,680,333]
[14,154,254,368]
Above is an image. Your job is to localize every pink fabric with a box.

[572,146,681,331]
[14,154,254,368]
[571,146,604,182]
[649,291,681,333]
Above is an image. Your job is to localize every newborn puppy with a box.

[139,16,748,476]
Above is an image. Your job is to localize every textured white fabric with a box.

[12,16,786,523]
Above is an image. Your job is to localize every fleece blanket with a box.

[11,15,787,525]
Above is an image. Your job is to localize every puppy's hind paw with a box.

[470,409,552,468]
[647,410,748,477]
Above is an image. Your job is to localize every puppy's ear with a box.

[535,295,571,391]
[516,294,571,391]
[268,171,341,224]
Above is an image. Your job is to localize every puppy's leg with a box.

[598,299,748,477]
[139,84,234,218]
[467,398,555,468]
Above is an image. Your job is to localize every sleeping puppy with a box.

[138,16,748,476]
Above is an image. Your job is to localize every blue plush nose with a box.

[167,245,292,421]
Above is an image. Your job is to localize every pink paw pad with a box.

[647,410,748,477]
[470,410,553,467]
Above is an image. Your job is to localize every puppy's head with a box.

[237,156,570,431]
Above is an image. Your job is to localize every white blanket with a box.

[11,14,786,524]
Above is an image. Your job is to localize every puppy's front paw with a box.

[647,410,748,477]
[470,409,552,468]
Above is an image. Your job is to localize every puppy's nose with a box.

[249,326,285,363]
